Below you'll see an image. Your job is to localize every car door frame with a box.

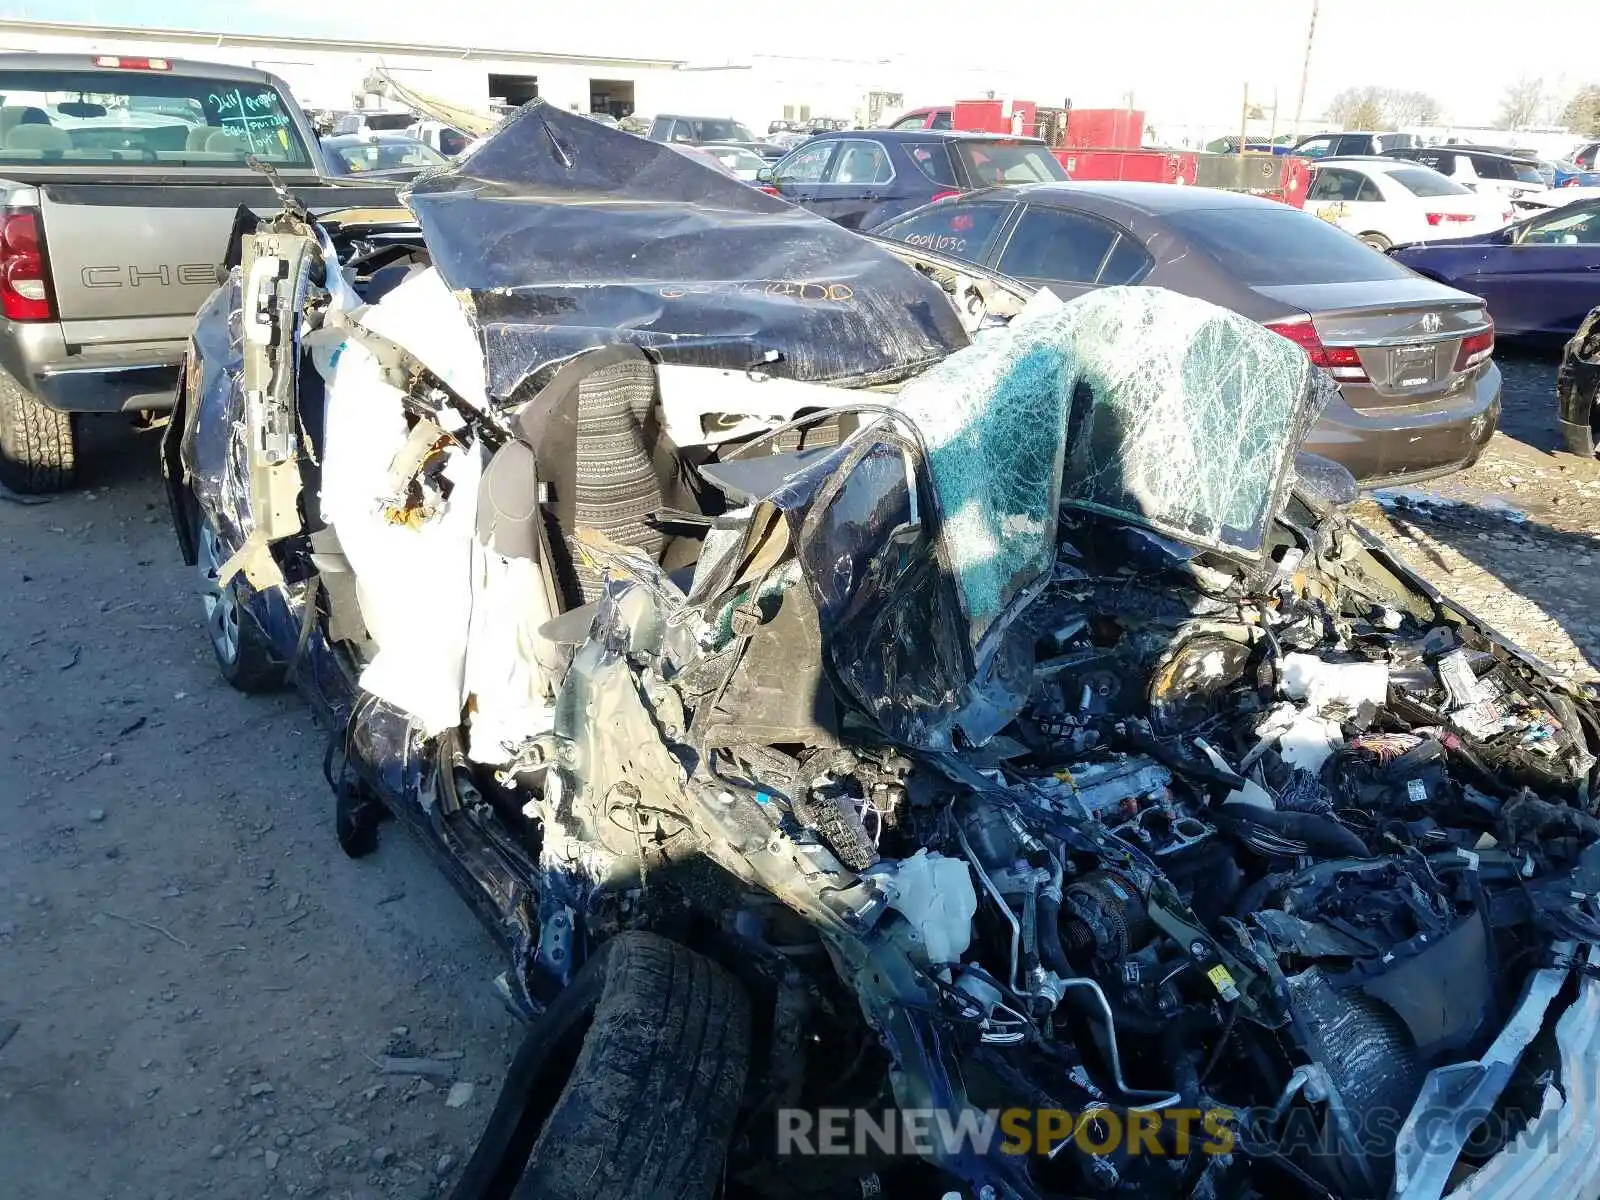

[981,201,1149,301]
[806,136,900,228]
[768,137,842,208]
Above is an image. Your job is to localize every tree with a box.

[1498,77,1545,130]
[1562,84,1600,137]
[1324,85,1443,130]
[1388,90,1442,127]
[1326,86,1386,130]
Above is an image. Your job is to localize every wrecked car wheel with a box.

[0,375,75,494]
[194,514,281,693]
[335,787,383,858]
[453,932,750,1200]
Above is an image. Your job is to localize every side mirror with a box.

[756,166,775,184]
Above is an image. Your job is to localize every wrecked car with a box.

[163,103,1600,1200]
[1558,304,1600,458]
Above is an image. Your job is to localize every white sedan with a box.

[1306,158,1514,251]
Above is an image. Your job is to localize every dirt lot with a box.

[0,347,1593,1199]
[1,422,518,1198]
[1354,348,1600,686]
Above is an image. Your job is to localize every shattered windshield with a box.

[1055,288,1322,556]
[799,287,1324,747]
[891,286,1318,653]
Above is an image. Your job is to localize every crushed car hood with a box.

[402,101,971,401]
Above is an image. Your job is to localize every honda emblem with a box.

[1420,312,1442,334]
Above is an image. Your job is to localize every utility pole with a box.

[1292,0,1320,137]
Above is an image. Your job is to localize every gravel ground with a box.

[1,419,518,1200]
[0,344,1592,1199]
[1352,348,1600,685]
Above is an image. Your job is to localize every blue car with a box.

[1389,198,1600,338]
[1551,161,1600,188]
[761,130,1067,230]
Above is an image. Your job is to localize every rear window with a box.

[361,112,415,132]
[872,201,1008,260]
[0,69,310,168]
[1167,206,1413,285]
[1386,167,1470,197]
[676,118,756,143]
[326,138,446,174]
[905,142,958,187]
[954,140,1067,187]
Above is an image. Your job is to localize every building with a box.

[0,18,1062,132]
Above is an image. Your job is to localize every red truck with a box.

[887,100,1309,208]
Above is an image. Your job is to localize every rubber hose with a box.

[1037,892,1074,979]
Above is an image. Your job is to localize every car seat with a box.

[5,124,70,153]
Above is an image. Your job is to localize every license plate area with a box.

[1391,343,1436,388]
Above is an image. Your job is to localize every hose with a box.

[1056,977,1184,1113]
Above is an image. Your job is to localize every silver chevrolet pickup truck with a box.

[0,54,402,492]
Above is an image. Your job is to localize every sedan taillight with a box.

[1454,320,1495,371]
[0,208,52,322]
[1264,316,1371,384]
[1425,212,1477,226]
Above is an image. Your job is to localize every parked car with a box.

[1382,147,1548,203]
[868,182,1501,484]
[405,118,473,157]
[1389,198,1600,338]
[1550,160,1600,188]
[321,132,448,180]
[695,142,767,180]
[646,113,784,161]
[0,53,399,493]
[662,142,743,178]
[331,108,416,135]
[1306,157,1513,250]
[1290,130,1422,158]
[763,130,1067,229]
[1558,303,1600,456]
[165,103,1600,1200]
[1205,136,1294,155]
[1576,141,1600,169]
[886,105,954,131]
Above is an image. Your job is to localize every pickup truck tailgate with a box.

[40,181,405,330]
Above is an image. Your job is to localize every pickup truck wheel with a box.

[0,376,75,494]
[195,514,282,693]
[453,931,751,1200]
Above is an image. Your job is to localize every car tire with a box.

[0,374,75,494]
[194,511,282,694]
[1359,232,1393,252]
[453,931,751,1200]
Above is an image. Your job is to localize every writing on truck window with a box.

[206,89,291,151]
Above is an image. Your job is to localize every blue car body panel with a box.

[1390,203,1600,338]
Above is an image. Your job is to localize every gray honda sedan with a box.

[868,182,1501,485]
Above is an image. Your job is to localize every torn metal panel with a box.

[401,101,971,400]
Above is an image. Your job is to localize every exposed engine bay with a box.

[166,104,1600,1200]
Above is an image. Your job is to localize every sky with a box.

[17,0,1599,127]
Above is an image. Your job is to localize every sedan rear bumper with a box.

[1302,362,1500,487]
